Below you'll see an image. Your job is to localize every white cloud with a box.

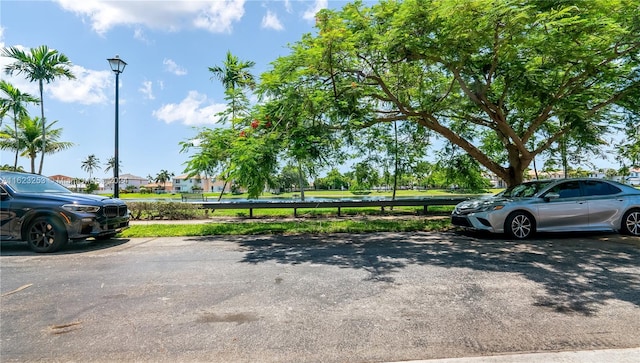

[153,91,226,126]
[139,80,155,100]
[48,65,112,105]
[133,28,150,43]
[193,0,245,33]
[261,10,284,31]
[302,0,328,22]
[163,58,187,76]
[0,26,5,48]
[283,0,293,14]
[1,46,111,105]
[54,0,246,35]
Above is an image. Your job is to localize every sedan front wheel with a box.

[505,212,535,239]
[622,209,640,236]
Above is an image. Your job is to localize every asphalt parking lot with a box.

[1,231,639,362]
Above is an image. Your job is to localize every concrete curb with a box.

[389,347,640,363]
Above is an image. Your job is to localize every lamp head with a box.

[107,55,127,74]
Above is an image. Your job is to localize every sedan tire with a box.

[26,216,68,253]
[505,211,535,239]
[621,209,640,236]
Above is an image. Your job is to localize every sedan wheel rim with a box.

[512,215,531,238]
[627,212,640,236]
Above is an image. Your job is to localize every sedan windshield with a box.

[498,181,553,198]
[1,173,71,194]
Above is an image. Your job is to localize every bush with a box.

[127,201,202,220]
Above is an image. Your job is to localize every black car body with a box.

[0,171,129,252]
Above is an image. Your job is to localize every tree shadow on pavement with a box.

[195,231,640,316]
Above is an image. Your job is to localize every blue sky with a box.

[1,0,355,179]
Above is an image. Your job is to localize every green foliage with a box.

[85,180,99,194]
[314,168,350,190]
[81,154,100,180]
[0,80,39,171]
[2,45,75,174]
[0,115,73,173]
[127,201,201,220]
[264,0,639,186]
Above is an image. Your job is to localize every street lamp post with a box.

[107,55,127,198]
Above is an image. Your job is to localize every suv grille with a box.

[104,205,127,217]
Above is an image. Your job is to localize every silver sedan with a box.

[451,178,640,239]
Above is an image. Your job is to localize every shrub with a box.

[126,201,202,220]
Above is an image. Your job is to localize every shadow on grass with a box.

[190,230,640,316]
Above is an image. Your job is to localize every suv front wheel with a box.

[26,216,68,253]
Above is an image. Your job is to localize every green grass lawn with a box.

[120,217,453,238]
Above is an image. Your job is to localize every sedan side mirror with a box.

[544,192,560,202]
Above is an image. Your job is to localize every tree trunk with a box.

[218,179,228,201]
[417,116,530,188]
[12,110,19,170]
[391,121,398,210]
[38,80,45,175]
[297,161,305,201]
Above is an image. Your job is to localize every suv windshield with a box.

[1,173,71,194]
[498,181,553,198]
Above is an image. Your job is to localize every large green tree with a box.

[2,45,75,175]
[0,80,39,170]
[267,0,639,187]
[0,116,72,173]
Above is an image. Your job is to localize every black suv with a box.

[0,171,129,252]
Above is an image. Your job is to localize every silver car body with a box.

[451,178,640,237]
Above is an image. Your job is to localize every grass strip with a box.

[120,218,452,238]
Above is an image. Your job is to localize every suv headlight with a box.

[62,204,100,213]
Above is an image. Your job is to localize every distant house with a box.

[172,174,208,193]
[171,174,231,193]
[625,168,640,186]
[143,181,173,193]
[102,173,148,193]
[525,170,565,180]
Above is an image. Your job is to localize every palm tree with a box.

[207,52,256,198]
[0,80,39,170]
[155,170,174,192]
[2,45,75,174]
[104,156,122,174]
[208,50,256,125]
[81,154,101,182]
[104,157,123,193]
[0,115,73,173]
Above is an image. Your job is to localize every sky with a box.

[0,0,356,179]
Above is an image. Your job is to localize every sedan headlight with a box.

[62,204,100,213]
[480,204,504,212]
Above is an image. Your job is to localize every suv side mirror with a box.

[544,192,560,201]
